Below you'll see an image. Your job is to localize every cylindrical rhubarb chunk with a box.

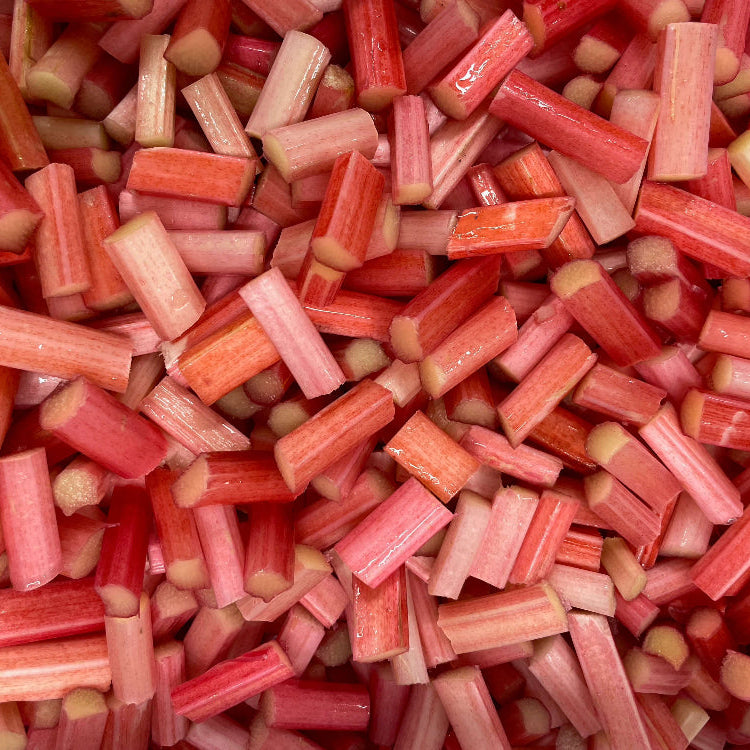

[0,160,43,254]
[171,641,294,723]
[649,23,717,181]
[429,10,533,120]
[0,448,61,592]
[274,379,394,494]
[343,0,406,111]
[103,211,206,340]
[94,486,150,618]
[497,333,597,447]
[310,150,384,271]
[245,30,330,139]
[550,259,661,367]
[135,34,176,148]
[39,377,167,480]
[165,0,231,76]
[489,70,649,184]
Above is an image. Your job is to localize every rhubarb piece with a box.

[691,505,750,600]
[343,0,405,110]
[649,23,716,181]
[183,604,244,678]
[146,469,209,591]
[0,578,104,648]
[25,163,90,299]
[429,10,532,120]
[240,0,321,37]
[100,695,152,750]
[393,683,449,750]
[26,23,102,109]
[274,379,393,493]
[643,623,690,670]
[0,448,61,592]
[244,503,294,601]
[262,108,379,183]
[151,582,198,642]
[433,667,511,750]
[568,612,651,749]
[55,688,107,750]
[493,142,595,268]
[601,537,647,601]
[389,256,501,362]
[57,511,106,580]
[135,34,176,147]
[261,680,370,731]
[489,70,649,184]
[389,95,432,205]
[193,505,245,609]
[423,103,502,210]
[385,411,479,503]
[639,404,742,525]
[547,151,634,244]
[236,544,331,622]
[171,641,293,723]
[39,378,167,480]
[0,634,110,702]
[103,211,205,340]
[335,477,452,588]
[311,150,384,272]
[446,197,575,259]
[470,486,539,589]
[151,641,188,747]
[104,592,156,705]
[165,0,230,76]
[127,147,256,207]
[94,486,150,618]
[240,268,345,399]
[572,363,665,426]
[403,0,479,96]
[78,187,133,311]
[497,333,597,447]
[681,388,750,451]
[245,30,330,139]
[438,582,568,653]
[720,651,750,701]
[523,0,617,56]
[634,181,750,277]
[529,635,601,737]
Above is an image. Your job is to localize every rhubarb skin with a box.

[171,641,294,723]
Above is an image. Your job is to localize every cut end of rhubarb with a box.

[522,2,546,56]
[711,355,733,393]
[39,378,85,432]
[62,687,107,720]
[245,571,293,602]
[26,72,75,110]
[428,84,469,122]
[261,132,293,182]
[720,650,750,701]
[96,582,140,618]
[268,402,310,438]
[0,210,42,255]
[167,558,210,591]
[715,48,741,87]
[627,236,676,278]
[166,31,223,77]
[419,356,448,400]
[643,279,680,322]
[648,0,690,39]
[583,470,614,511]
[573,39,620,75]
[274,442,300,494]
[679,389,704,441]
[53,468,104,517]
[311,236,362,273]
[339,339,390,381]
[170,456,208,508]
[92,150,122,184]
[104,210,159,243]
[550,259,603,299]
[394,181,433,206]
[642,624,690,670]
[389,315,423,363]
[63,524,105,580]
[0,731,25,750]
[310,474,342,502]
[358,85,407,113]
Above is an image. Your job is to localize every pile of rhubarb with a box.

[2,0,750,748]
